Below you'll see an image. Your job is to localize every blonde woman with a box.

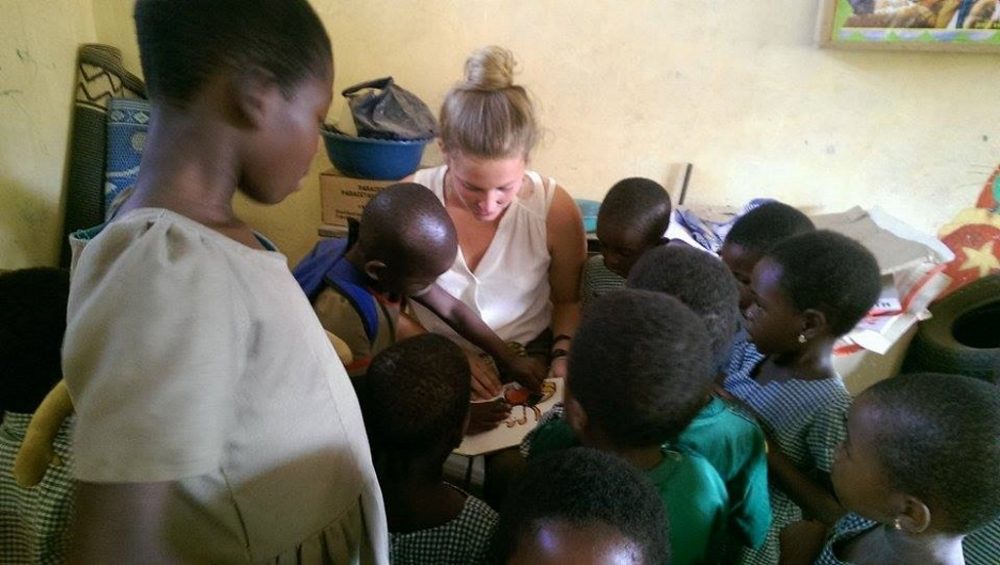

[408,46,585,399]
[21,50,574,508]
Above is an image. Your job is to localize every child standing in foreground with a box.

[61,1,386,562]
[363,334,498,565]
[787,373,1000,564]
[722,230,881,565]
[525,290,729,565]
[494,447,670,565]
[582,177,674,302]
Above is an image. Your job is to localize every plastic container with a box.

[575,198,602,233]
[321,127,431,180]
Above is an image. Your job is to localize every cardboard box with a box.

[833,324,918,396]
[319,169,397,229]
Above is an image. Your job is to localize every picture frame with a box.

[817,0,1000,52]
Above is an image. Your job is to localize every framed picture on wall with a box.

[817,0,1000,52]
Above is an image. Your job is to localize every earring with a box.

[892,518,902,530]
[797,333,807,344]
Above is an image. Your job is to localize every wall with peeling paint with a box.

[0,0,98,268]
[2,1,998,268]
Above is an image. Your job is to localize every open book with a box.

[454,378,564,457]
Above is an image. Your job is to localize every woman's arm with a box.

[546,185,586,379]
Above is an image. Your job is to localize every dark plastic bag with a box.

[343,77,437,141]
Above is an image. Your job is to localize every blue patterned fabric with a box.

[814,513,879,565]
[104,98,150,220]
[389,486,498,565]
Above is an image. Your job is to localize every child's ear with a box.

[894,494,932,534]
[363,260,387,281]
[232,67,278,129]
[801,308,829,340]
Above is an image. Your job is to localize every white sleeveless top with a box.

[411,165,555,346]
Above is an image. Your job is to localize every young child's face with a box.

[508,521,644,565]
[831,398,897,523]
[243,72,333,204]
[596,223,657,278]
[719,242,763,314]
[379,265,444,297]
[445,152,526,222]
[744,257,804,355]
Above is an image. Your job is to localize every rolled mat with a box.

[59,44,145,267]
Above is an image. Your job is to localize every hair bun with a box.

[462,45,516,91]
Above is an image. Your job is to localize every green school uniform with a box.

[525,418,730,565]
[676,396,771,550]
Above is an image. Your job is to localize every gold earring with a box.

[797,333,807,344]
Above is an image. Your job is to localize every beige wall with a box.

[3,1,998,268]
[91,0,140,73]
[0,0,98,268]
[323,1,999,226]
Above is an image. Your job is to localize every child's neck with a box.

[759,338,836,383]
[122,104,269,250]
[617,445,665,471]
[844,524,965,565]
[379,468,466,534]
[585,433,664,471]
[127,106,242,227]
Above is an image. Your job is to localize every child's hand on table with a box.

[467,350,504,400]
[467,398,510,435]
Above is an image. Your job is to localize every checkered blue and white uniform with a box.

[0,412,74,565]
[723,339,851,565]
[389,486,498,565]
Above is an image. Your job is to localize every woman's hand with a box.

[548,356,568,380]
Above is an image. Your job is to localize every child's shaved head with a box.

[354,182,457,295]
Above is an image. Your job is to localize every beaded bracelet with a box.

[550,348,569,360]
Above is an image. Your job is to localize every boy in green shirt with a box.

[523,290,729,565]
[628,244,771,551]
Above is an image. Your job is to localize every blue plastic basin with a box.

[321,128,431,180]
